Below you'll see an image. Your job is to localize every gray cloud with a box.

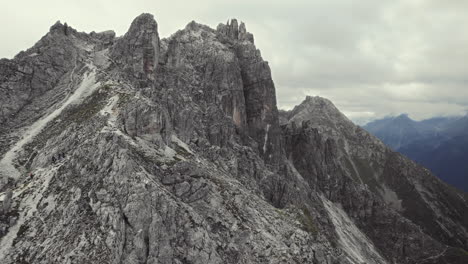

[1,0,467,124]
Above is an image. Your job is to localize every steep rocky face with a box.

[153,18,281,165]
[0,15,342,264]
[110,13,160,86]
[0,14,467,264]
[0,23,84,130]
[0,21,116,182]
[218,20,283,165]
[282,96,468,263]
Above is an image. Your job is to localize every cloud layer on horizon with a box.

[1,0,467,124]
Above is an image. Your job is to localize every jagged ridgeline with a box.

[0,13,467,264]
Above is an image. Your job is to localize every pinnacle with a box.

[126,13,158,36]
[132,13,156,24]
[49,20,70,35]
[217,18,254,43]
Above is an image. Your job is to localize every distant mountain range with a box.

[364,114,468,192]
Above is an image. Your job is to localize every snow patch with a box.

[321,196,388,264]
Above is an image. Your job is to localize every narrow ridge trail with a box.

[0,61,99,181]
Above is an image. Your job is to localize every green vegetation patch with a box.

[298,207,318,236]
[275,208,288,219]
[66,85,111,124]
[117,93,132,107]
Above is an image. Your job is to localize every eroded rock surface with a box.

[0,14,467,264]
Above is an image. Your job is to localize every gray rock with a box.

[110,13,160,87]
[0,13,466,264]
[282,96,468,263]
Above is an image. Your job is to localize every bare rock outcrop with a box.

[0,14,467,264]
[111,13,160,86]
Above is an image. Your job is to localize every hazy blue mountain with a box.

[399,122,468,192]
[363,114,428,150]
[365,115,468,192]
[407,135,468,191]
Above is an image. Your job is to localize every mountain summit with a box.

[0,14,467,264]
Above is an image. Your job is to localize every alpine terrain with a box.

[0,14,467,264]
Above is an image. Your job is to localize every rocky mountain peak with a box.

[396,113,409,118]
[287,96,353,129]
[305,95,338,108]
[284,95,387,158]
[216,19,254,43]
[110,13,160,85]
[48,20,77,37]
[160,16,281,165]
[126,13,158,36]
[0,13,467,264]
[184,20,208,32]
[393,113,413,122]
[49,20,66,34]
[303,95,340,112]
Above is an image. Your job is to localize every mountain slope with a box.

[0,14,367,264]
[282,96,468,262]
[399,134,468,192]
[0,14,467,264]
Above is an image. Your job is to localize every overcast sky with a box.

[1,0,467,124]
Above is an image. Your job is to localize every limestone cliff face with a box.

[154,18,282,165]
[0,14,467,264]
[219,20,283,165]
[111,13,160,86]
